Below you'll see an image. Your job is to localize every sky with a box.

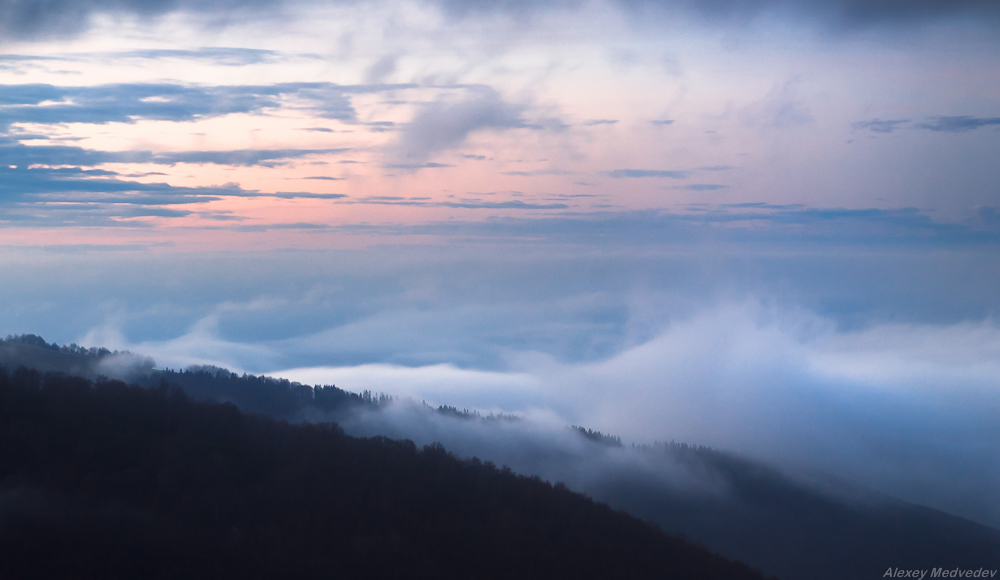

[1,0,1000,525]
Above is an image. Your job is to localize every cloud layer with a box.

[5,0,998,44]
[277,300,1000,526]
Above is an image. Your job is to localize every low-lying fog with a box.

[3,245,999,527]
[279,300,1000,527]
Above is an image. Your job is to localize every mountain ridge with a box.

[2,335,998,579]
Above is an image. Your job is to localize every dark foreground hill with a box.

[0,365,768,580]
[2,336,999,579]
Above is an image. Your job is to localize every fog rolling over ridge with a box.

[7,246,1000,532]
[1,0,999,575]
[277,298,1000,531]
[3,331,999,579]
[326,399,1000,579]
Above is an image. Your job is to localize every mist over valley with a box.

[2,0,999,575]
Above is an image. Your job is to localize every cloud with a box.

[547,301,1000,524]
[0,83,286,126]
[365,55,398,84]
[392,88,528,164]
[383,162,455,170]
[971,206,1000,229]
[500,169,573,177]
[330,205,1000,248]
[0,165,243,201]
[150,148,350,167]
[232,221,333,232]
[108,47,287,66]
[0,140,141,167]
[11,237,999,378]
[633,0,1000,29]
[676,184,728,191]
[630,0,1000,29]
[284,363,547,412]
[0,139,349,169]
[5,240,999,530]
[0,0,283,40]
[0,82,403,128]
[438,200,569,209]
[606,169,691,178]
[3,0,999,42]
[272,300,1000,526]
[124,315,285,371]
[336,195,568,210]
[2,48,294,66]
[853,118,910,133]
[739,79,813,128]
[0,163,349,227]
[916,116,1000,132]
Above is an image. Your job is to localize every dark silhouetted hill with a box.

[0,365,768,580]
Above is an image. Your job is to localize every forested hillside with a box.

[3,336,998,579]
[0,365,768,580]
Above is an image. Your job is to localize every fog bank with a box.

[278,300,1000,527]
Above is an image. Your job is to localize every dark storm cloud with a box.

[606,169,691,178]
[916,116,1000,132]
[853,118,910,133]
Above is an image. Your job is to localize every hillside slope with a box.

[3,336,998,579]
[592,444,1000,580]
[0,365,768,580]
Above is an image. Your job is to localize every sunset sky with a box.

[2,0,1000,526]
